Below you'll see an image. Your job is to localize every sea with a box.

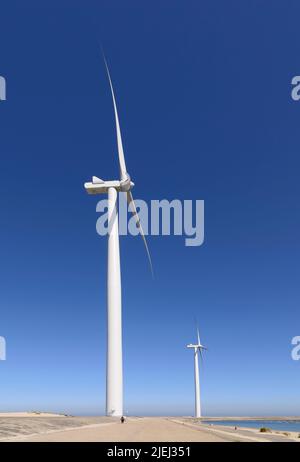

[202,420,300,433]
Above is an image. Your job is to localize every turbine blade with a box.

[199,347,204,363]
[102,55,127,180]
[197,326,201,346]
[193,317,201,346]
[127,191,153,277]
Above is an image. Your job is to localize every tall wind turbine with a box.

[84,57,152,417]
[187,326,207,418]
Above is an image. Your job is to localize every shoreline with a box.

[198,416,300,422]
[177,418,300,442]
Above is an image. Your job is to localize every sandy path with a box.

[3,417,296,442]
[4,417,230,442]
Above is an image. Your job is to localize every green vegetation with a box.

[259,427,271,433]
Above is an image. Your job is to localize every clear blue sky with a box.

[0,0,300,416]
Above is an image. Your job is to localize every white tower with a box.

[187,327,207,418]
[84,58,152,416]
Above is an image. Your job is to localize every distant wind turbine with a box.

[187,326,207,418]
[84,56,152,417]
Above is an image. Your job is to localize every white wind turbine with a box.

[187,326,207,418]
[84,57,152,417]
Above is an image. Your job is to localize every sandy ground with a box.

[0,416,113,440]
[0,417,228,442]
[0,412,66,418]
[0,415,299,442]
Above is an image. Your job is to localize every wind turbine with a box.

[84,57,152,417]
[187,326,207,418]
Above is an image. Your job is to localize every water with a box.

[202,420,300,433]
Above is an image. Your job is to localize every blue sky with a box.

[0,0,300,416]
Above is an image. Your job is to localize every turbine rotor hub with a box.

[119,173,133,192]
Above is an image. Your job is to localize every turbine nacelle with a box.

[84,175,135,195]
[187,343,207,350]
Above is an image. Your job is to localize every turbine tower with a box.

[84,57,152,417]
[187,326,207,418]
